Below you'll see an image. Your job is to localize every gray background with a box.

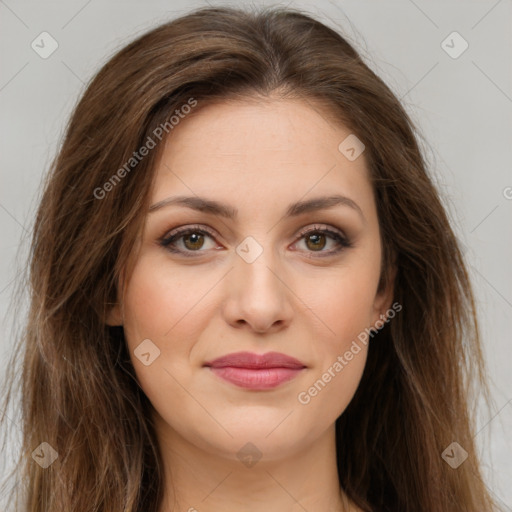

[0,0,511,509]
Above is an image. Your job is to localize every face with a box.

[108,98,394,462]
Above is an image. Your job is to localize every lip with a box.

[203,351,307,390]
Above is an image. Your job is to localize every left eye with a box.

[295,227,348,253]
[159,225,351,257]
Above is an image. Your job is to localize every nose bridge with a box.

[222,233,293,332]
[234,233,283,298]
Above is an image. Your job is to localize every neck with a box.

[152,412,356,512]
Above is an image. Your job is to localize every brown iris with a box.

[183,232,205,250]
[305,232,327,251]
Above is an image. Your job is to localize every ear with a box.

[370,263,397,326]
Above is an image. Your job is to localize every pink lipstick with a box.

[203,351,307,390]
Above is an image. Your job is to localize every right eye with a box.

[159,225,222,256]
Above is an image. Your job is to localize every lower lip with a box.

[208,366,305,389]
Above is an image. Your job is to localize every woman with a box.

[0,5,499,511]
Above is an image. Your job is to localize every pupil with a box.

[185,233,203,250]
[307,233,325,250]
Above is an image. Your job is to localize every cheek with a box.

[121,253,216,346]
[295,264,377,415]
[120,257,213,425]
[303,266,380,346]
[296,309,369,424]
[120,256,210,398]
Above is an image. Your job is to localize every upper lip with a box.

[204,351,307,369]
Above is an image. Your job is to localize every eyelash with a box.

[158,223,352,258]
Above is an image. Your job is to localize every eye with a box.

[159,225,220,256]
[292,224,352,257]
[159,223,352,257]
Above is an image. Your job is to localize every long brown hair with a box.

[0,5,499,511]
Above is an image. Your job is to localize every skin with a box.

[108,97,395,512]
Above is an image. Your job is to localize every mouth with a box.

[203,351,307,390]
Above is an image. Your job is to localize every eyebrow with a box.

[148,194,365,221]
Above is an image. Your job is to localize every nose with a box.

[221,246,294,334]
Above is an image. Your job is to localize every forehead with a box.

[151,98,374,218]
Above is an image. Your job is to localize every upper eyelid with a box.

[160,223,347,247]
[161,224,216,241]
